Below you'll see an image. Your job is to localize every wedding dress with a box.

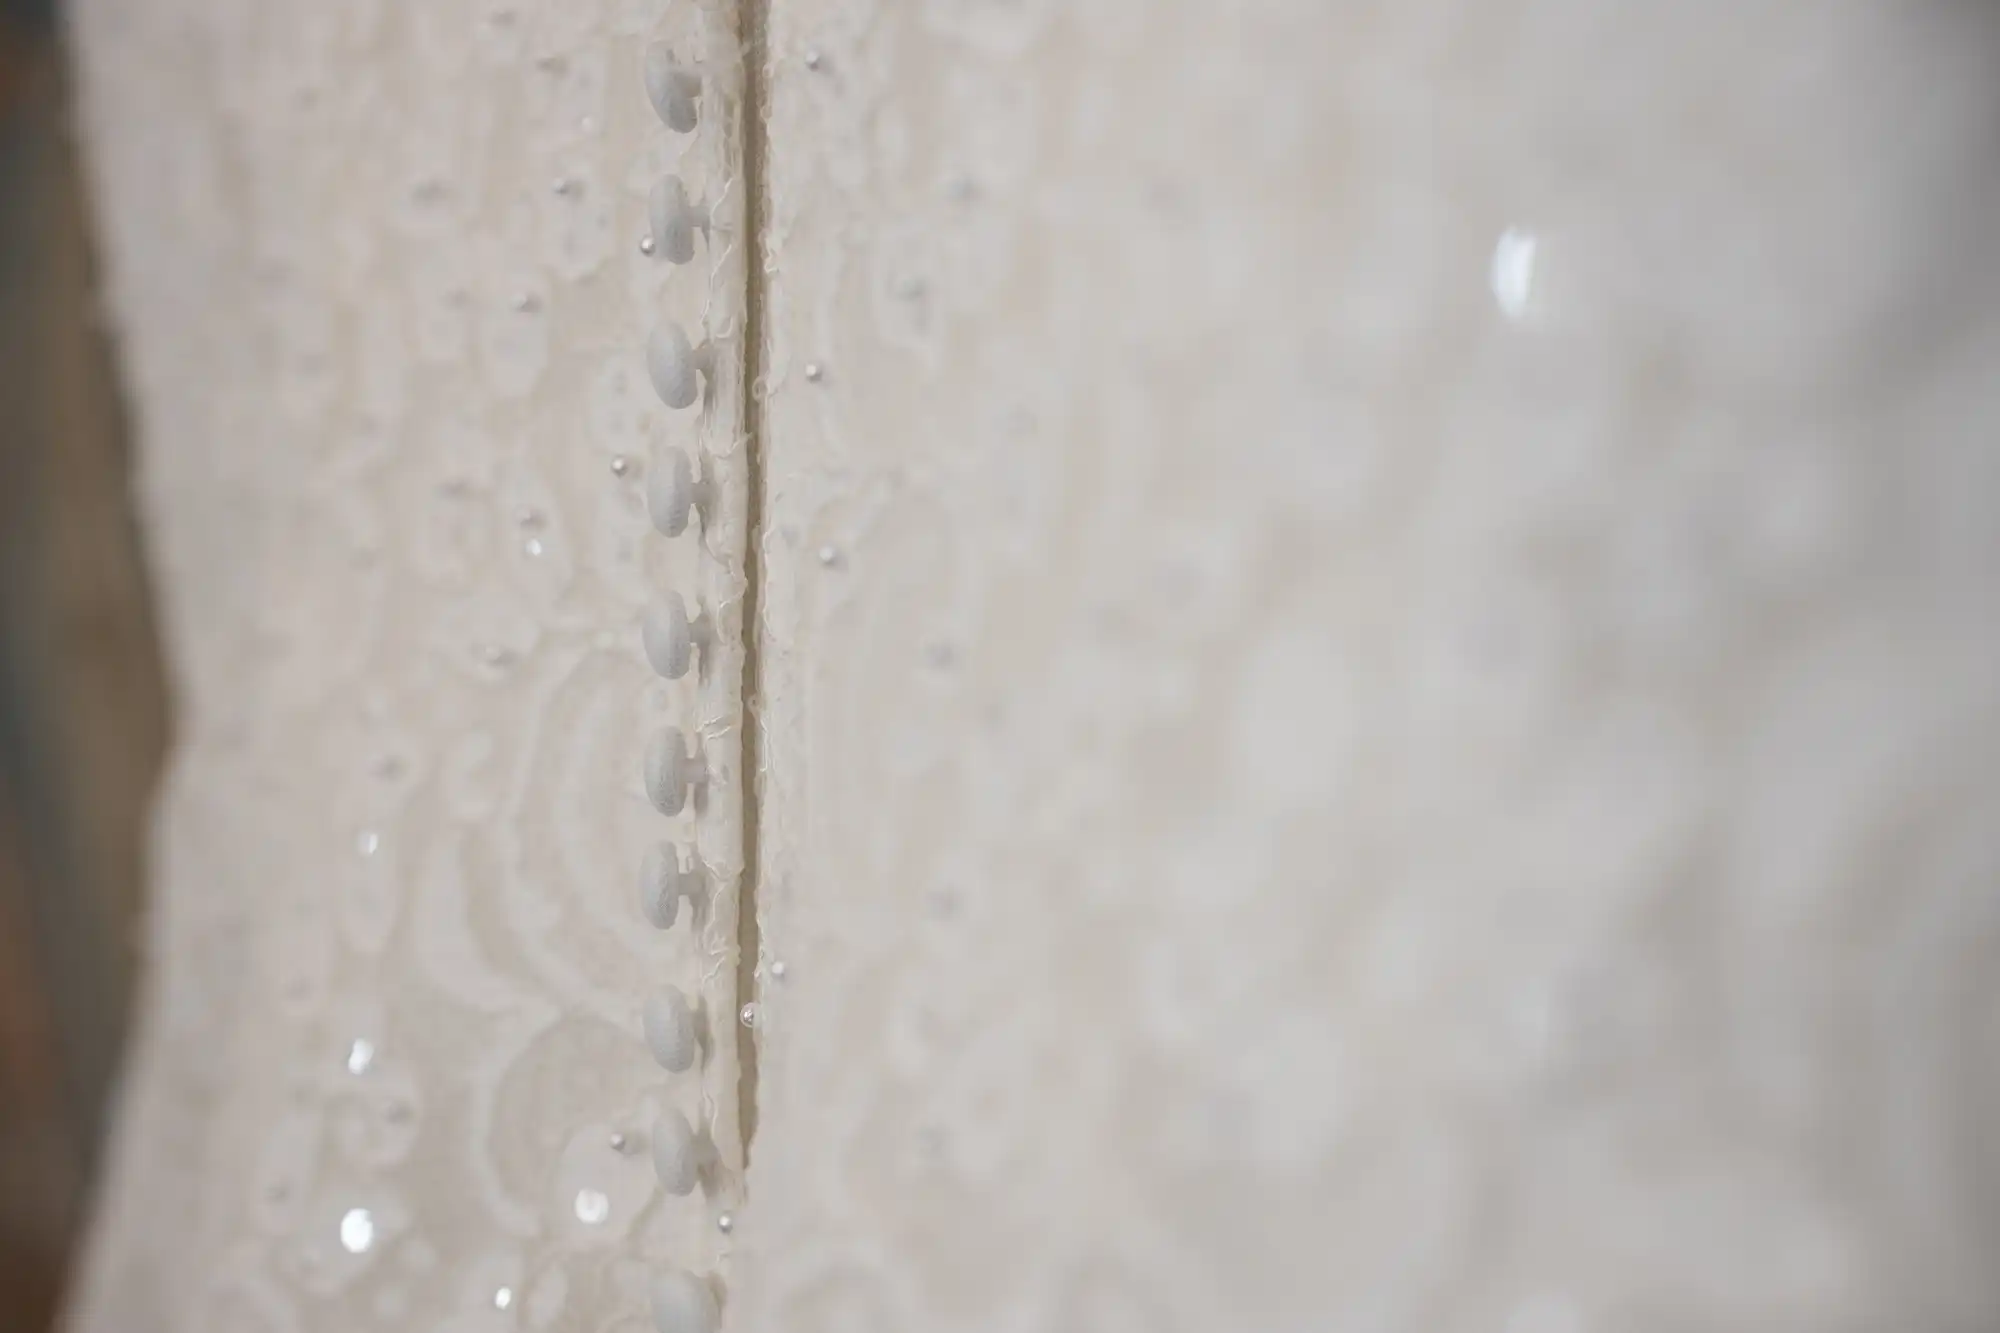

[61,1,2000,1331]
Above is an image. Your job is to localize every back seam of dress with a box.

[732,0,771,1175]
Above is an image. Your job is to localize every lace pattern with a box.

[737,2,2000,1330]
[61,1,2000,1331]
[66,1,751,1329]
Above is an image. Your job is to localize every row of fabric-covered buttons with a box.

[635,35,725,1333]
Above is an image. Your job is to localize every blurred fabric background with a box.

[0,0,166,1328]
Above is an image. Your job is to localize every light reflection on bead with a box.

[803,48,823,70]
[573,1188,610,1225]
[639,234,657,256]
[816,545,839,567]
[524,537,545,558]
[769,959,787,980]
[494,1287,515,1310]
[345,1037,375,1075]
[1491,227,1539,324]
[609,1131,630,1152]
[356,829,381,857]
[739,1002,757,1028]
[610,454,633,478]
[716,1212,733,1233]
[803,361,824,383]
[339,1207,375,1254]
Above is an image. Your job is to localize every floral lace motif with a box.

[740,2,2000,1330]
[64,1,2000,1331]
[67,1,750,1330]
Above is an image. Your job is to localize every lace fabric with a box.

[67,1,752,1329]
[742,2,2000,1329]
[64,1,2000,1331]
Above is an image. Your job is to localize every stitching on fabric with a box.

[733,0,771,1173]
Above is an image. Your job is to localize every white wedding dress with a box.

[62,2,2000,1331]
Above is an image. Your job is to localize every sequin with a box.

[573,1188,610,1225]
[338,1207,375,1254]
